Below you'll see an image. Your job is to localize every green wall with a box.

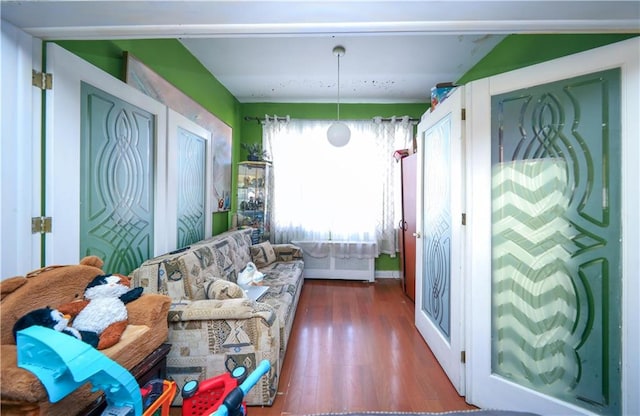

[240,103,428,271]
[457,33,637,84]
[53,39,241,233]
[240,102,426,150]
[55,34,636,273]
[53,39,240,124]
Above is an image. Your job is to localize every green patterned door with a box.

[490,69,621,414]
[80,82,155,274]
[176,127,206,248]
[166,108,212,251]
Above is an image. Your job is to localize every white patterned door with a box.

[415,87,466,395]
[466,38,639,415]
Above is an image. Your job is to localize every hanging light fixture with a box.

[327,45,351,147]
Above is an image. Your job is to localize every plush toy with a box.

[237,262,265,288]
[12,306,99,347]
[57,274,143,350]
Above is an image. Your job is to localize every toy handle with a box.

[239,359,270,395]
[209,360,271,416]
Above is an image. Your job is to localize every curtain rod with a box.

[244,116,289,123]
[377,117,420,123]
[244,116,420,124]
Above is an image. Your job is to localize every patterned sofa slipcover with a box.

[130,228,304,406]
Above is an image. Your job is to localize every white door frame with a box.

[166,108,213,249]
[44,43,168,264]
[465,37,639,415]
[1,21,42,277]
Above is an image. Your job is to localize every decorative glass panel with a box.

[80,82,155,275]
[422,114,452,339]
[491,69,621,415]
[177,127,206,247]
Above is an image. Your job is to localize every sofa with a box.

[0,256,171,416]
[130,228,304,406]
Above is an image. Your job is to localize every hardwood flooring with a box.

[170,278,477,415]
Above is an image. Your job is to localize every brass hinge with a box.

[31,216,52,234]
[32,70,52,90]
[461,350,466,363]
[461,213,467,225]
[461,108,466,121]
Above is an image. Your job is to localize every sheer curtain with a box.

[263,115,413,256]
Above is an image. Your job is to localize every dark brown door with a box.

[400,153,417,302]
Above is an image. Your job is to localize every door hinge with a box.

[32,70,53,90]
[461,213,467,225]
[461,108,466,121]
[31,216,52,234]
[461,350,466,364]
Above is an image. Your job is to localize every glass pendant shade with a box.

[327,121,351,147]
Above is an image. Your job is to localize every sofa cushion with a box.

[258,260,305,356]
[223,231,254,276]
[272,243,304,262]
[251,241,277,267]
[210,239,240,283]
[206,279,247,300]
[157,256,208,301]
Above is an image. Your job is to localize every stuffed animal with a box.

[57,274,143,350]
[237,262,265,288]
[12,306,99,347]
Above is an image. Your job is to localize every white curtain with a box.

[263,115,413,256]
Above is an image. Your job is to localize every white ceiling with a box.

[2,1,638,103]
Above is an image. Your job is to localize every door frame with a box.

[465,37,639,415]
[1,22,42,276]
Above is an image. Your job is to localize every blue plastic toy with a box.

[16,325,143,415]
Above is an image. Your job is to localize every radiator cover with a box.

[293,241,376,282]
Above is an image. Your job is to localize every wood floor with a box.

[171,278,477,415]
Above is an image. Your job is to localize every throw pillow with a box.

[250,241,277,268]
[205,279,247,300]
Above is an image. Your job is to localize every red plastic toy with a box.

[181,366,248,416]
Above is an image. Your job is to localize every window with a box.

[264,116,413,255]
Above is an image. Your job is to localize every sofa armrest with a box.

[167,298,277,325]
[165,297,281,407]
[272,244,304,262]
[126,293,171,326]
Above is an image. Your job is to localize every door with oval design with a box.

[466,39,639,415]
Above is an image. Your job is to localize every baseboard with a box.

[375,270,400,279]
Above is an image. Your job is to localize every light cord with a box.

[337,52,341,121]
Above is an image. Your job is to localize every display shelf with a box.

[237,161,272,243]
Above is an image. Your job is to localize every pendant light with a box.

[327,45,351,147]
